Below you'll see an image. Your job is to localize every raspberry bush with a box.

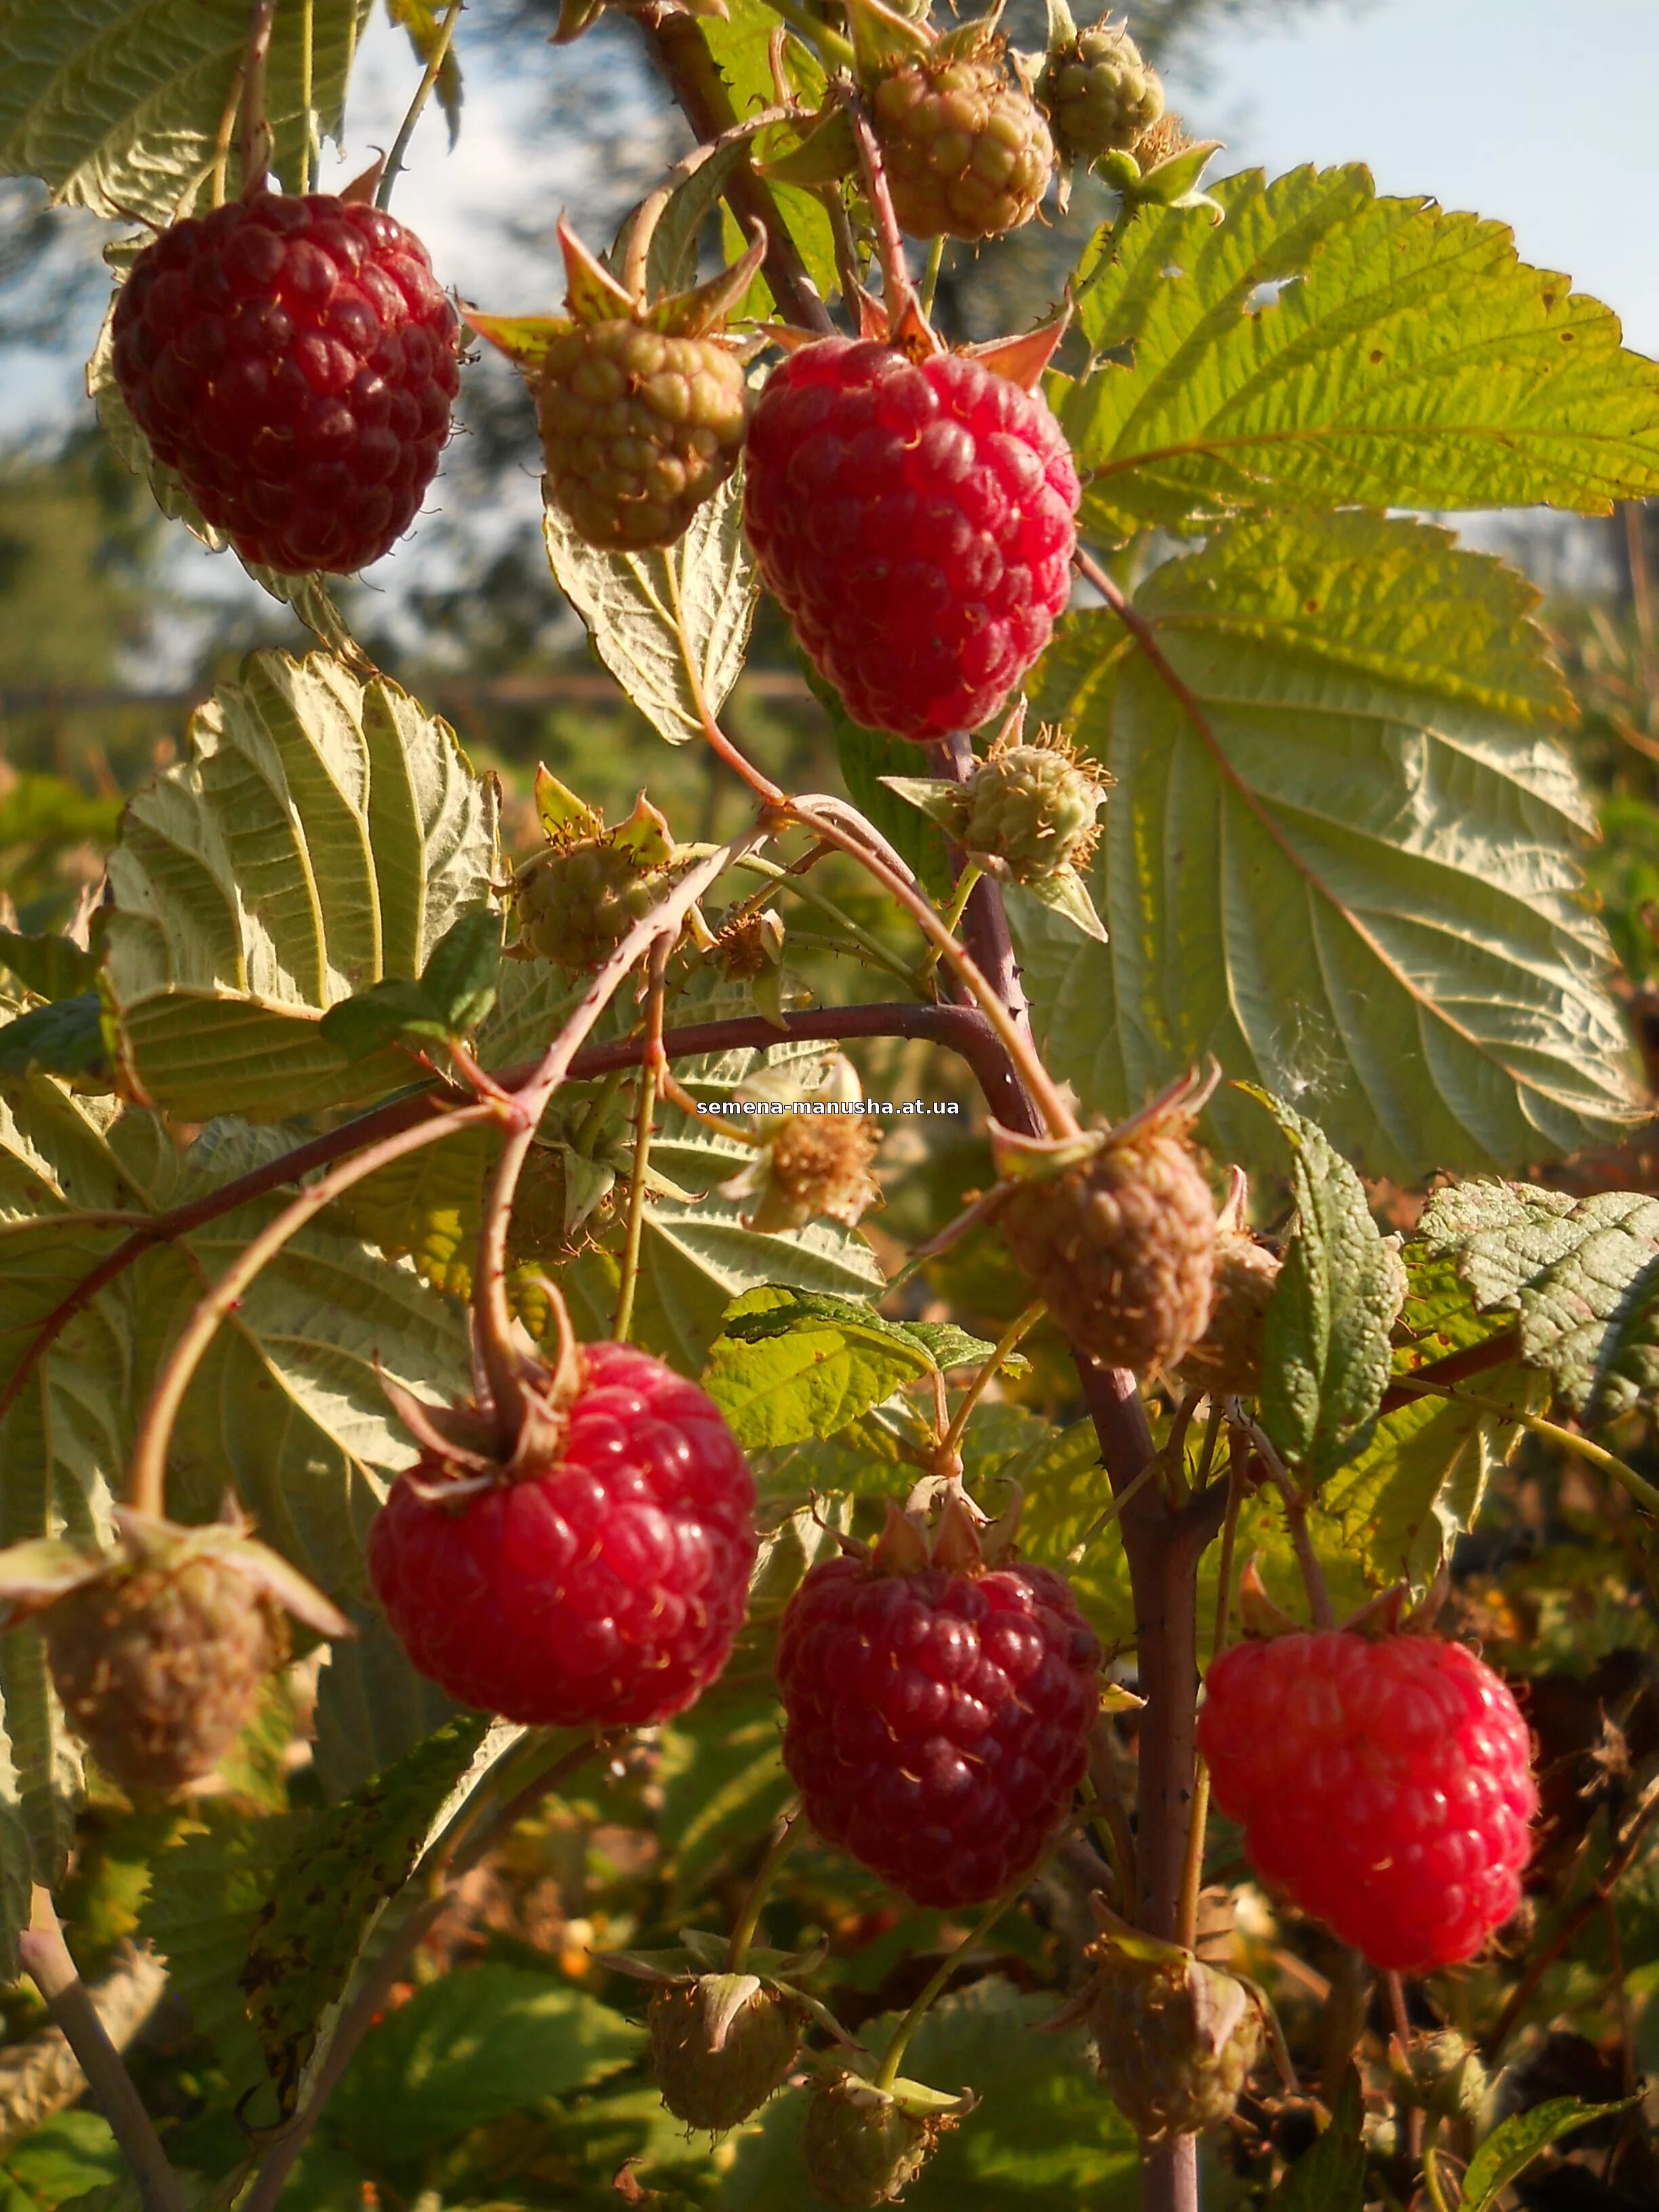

[3,5,1659,2211]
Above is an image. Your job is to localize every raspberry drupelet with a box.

[112,192,461,575]
[1199,1629,1537,1972]
[743,337,1080,743]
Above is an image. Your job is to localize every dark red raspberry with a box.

[369,1341,756,1728]
[743,338,1080,742]
[776,1522,1101,1906]
[111,192,460,574]
[1198,1631,1537,1973]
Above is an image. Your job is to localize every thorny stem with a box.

[637,9,835,335]
[124,1101,501,1521]
[874,1889,1018,2092]
[612,939,670,1344]
[19,1891,189,2212]
[1391,1375,1659,1517]
[375,0,464,210]
[1175,1765,1210,1954]
[723,848,920,985]
[240,0,279,194]
[245,1735,599,2212]
[1385,1972,1424,2161]
[920,233,947,316]
[621,105,803,299]
[726,1809,803,1972]
[939,1303,1044,1462]
[472,829,766,1431]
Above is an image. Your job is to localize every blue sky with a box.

[1181,0,1659,357]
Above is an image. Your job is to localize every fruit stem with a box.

[211,60,245,207]
[922,861,983,979]
[726,1807,803,1971]
[124,1101,502,1522]
[1242,1416,1334,1629]
[1421,2144,1456,2212]
[1209,1443,1245,1657]
[471,827,768,1435]
[873,1887,1017,2091]
[1391,1376,1659,1517]
[621,105,803,301]
[939,1301,1044,1460]
[1174,1762,1209,1953]
[240,0,279,194]
[726,849,920,987]
[612,938,670,1345]
[375,0,464,212]
[298,0,315,195]
[847,98,916,325]
[18,1889,191,2212]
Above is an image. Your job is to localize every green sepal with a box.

[848,0,933,80]
[1012,863,1107,942]
[647,224,769,337]
[0,926,99,1002]
[0,1536,107,1619]
[1042,0,1078,49]
[609,792,676,870]
[533,764,603,840]
[559,216,638,324]
[758,105,859,190]
[935,12,1004,62]
[1128,140,1225,217]
[0,991,112,1090]
[464,309,574,370]
[878,773,970,836]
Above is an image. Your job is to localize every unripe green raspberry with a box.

[45,1553,287,1796]
[962,739,1105,885]
[1087,1940,1263,2138]
[514,836,670,970]
[539,320,749,550]
[871,44,1054,240]
[1040,22,1164,166]
[1001,1090,1218,1374]
[1179,1231,1281,1398]
[648,1973,802,2130]
[800,2077,942,2207]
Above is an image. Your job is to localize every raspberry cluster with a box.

[1199,1631,1537,1971]
[112,192,460,575]
[744,338,1079,741]
[369,1341,756,1729]
[776,1540,1101,1907]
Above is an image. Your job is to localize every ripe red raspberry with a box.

[1198,1631,1537,1973]
[743,338,1079,742]
[111,192,460,575]
[369,1341,756,1727]
[776,1515,1101,1906]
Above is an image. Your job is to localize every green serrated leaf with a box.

[1252,1091,1406,1483]
[0,0,373,223]
[1063,164,1659,538]
[241,1714,509,2112]
[1015,510,1639,1181]
[139,1804,315,2095]
[0,931,98,1004]
[328,1964,642,2169]
[1457,2096,1636,2212]
[703,1286,934,1448]
[1417,1180,1659,1422]
[1267,2068,1364,2210]
[103,649,501,1122]
[0,997,110,1088]
[898,1322,1002,1370]
[542,468,757,747]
